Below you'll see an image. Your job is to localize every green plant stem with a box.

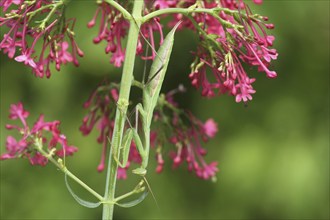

[39,3,61,29]
[7,0,64,21]
[102,1,144,220]
[114,180,144,203]
[104,0,131,19]
[36,146,103,201]
[142,7,248,24]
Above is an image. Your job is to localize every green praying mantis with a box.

[111,21,182,204]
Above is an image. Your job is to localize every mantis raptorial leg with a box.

[112,104,161,208]
[112,104,145,170]
[111,102,163,209]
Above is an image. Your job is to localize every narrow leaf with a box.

[115,191,149,208]
[64,174,101,208]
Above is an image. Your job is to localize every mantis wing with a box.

[143,21,182,124]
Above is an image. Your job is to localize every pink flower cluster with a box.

[78,82,132,178]
[88,1,164,66]
[89,0,276,103]
[0,103,77,165]
[149,0,262,10]
[152,92,219,180]
[80,81,117,172]
[166,1,277,102]
[0,0,83,78]
[80,81,142,178]
[87,1,129,67]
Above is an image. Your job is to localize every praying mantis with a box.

[63,19,182,211]
[112,21,181,201]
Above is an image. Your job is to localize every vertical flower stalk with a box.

[102,1,144,220]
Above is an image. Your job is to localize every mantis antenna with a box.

[142,176,160,210]
[142,37,150,87]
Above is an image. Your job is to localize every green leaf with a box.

[64,174,101,208]
[115,191,149,208]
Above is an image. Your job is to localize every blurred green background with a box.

[1,1,329,219]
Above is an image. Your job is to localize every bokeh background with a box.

[1,1,329,219]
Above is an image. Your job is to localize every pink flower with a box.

[253,0,263,5]
[155,153,164,173]
[196,161,218,180]
[9,102,29,120]
[0,34,22,58]
[117,167,128,180]
[54,42,73,70]
[110,47,125,67]
[110,89,119,101]
[15,52,36,68]
[31,115,57,133]
[0,0,22,12]
[0,136,27,160]
[55,135,78,157]
[29,152,48,166]
[8,102,29,131]
[152,0,177,10]
[234,77,257,103]
[203,119,218,138]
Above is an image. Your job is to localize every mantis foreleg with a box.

[113,104,147,172]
